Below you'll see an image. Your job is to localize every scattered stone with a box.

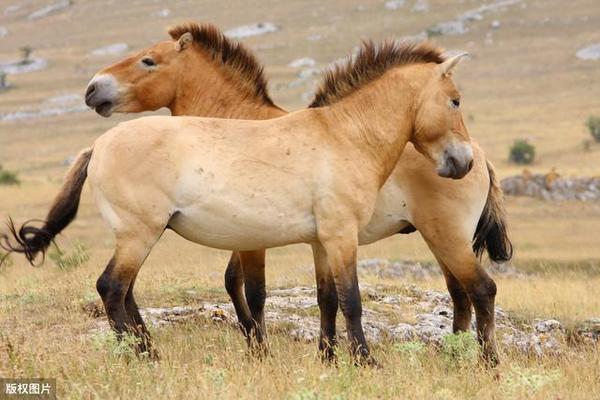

[0,71,8,91]
[411,0,429,13]
[358,258,440,279]
[576,44,600,61]
[575,318,600,342]
[428,20,468,36]
[28,0,72,20]
[534,319,563,333]
[4,5,20,14]
[491,20,501,29]
[0,26,8,38]
[288,57,316,68]
[501,170,600,201]
[152,8,171,18]
[306,34,322,42]
[427,0,521,37]
[90,43,129,57]
[224,22,279,39]
[385,0,406,10]
[0,92,86,122]
[0,58,48,74]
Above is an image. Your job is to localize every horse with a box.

[83,23,510,364]
[1,26,493,366]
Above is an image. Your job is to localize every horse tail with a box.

[472,160,513,262]
[1,147,92,265]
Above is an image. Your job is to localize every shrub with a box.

[586,116,600,142]
[502,366,559,395]
[509,139,535,164]
[440,332,479,366]
[48,241,89,270]
[0,164,20,185]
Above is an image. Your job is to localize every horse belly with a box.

[169,201,317,251]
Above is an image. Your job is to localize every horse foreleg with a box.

[123,274,155,358]
[312,243,339,363]
[316,234,376,367]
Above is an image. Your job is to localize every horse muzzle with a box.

[436,142,474,179]
[85,74,120,117]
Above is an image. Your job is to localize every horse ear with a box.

[438,52,469,76]
[175,32,193,52]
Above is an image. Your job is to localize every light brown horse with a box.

[82,24,509,364]
[2,31,476,365]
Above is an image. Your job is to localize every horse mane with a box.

[168,22,274,106]
[309,39,445,108]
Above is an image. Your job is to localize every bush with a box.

[586,116,600,142]
[509,139,535,164]
[0,164,20,185]
[440,332,479,366]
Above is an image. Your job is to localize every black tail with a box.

[1,148,92,265]
[472,160,513,262]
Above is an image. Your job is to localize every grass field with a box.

[1,0,600,398]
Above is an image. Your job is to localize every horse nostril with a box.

[467,159,474,172]
[85,83,96,101]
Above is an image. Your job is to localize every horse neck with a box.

[168,53,286,120]
[321,69,421,186]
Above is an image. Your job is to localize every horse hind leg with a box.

[240,250,267,353]
[97,229,162,358]
[423,234,499,365]
[437,260,473,332]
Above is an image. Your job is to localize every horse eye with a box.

[451,98,460,108]
[141,57,156,67]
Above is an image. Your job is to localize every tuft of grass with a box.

[48,241,90,270]
[440,332,479,367]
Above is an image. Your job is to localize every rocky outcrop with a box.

[87,283,594,356]
[501,170,600,201]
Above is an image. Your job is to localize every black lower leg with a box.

[469,276,499,365]
[445,273,473,332]
[224,252,254,336]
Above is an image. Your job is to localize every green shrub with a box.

[48,241,89,270]
[0,164,20,185]
[440,332,479,366]
[586,116,600,142]
[509,139,535,164]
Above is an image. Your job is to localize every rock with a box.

[90,43,129,57]
[576,44,600,61]
[385,0,406,10]
[28,0,71,20]
[4,5,20,15]
[224,23,279,39]
[288,57,316,68]
[0,26,7,38]
[491,20,501,29]
[306,34,322,42]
